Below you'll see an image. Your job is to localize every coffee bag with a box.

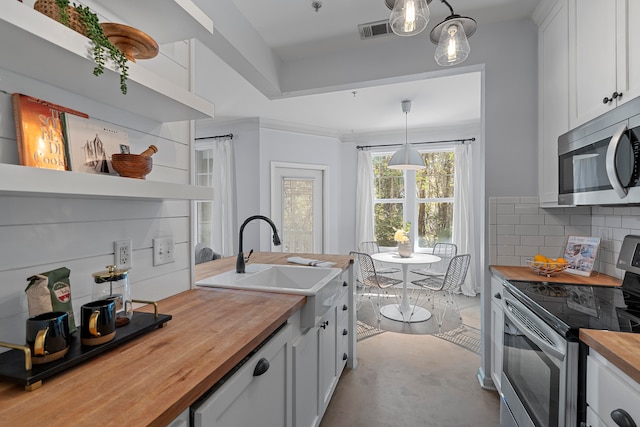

[25,267,77,333]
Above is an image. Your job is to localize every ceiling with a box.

[195,0,540,140]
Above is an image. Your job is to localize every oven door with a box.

[500,291,569,427]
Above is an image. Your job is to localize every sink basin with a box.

[196,263,345,327]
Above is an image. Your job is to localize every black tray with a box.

[0,311,171,390]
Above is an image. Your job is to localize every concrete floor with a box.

[320,292,500,427]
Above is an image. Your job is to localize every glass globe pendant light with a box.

[430,0,477,66]
[389,0,430,36]
[388,100,426,170]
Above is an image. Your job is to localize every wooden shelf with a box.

[1,2,215,123]
[0,163,212,201]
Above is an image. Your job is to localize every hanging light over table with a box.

[429,0,477,66]
[388,100,426,170]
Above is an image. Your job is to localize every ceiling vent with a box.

[358,20,393,40]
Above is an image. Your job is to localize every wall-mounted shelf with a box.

[1,1,215,123]
[106,0,213,44]
[0,164,212,201]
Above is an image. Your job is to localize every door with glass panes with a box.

[271,162,325,253]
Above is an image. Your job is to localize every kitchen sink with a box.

[196,263,345,327]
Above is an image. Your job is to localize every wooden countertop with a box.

[0,288,305,426]
[490,265,622,287]
[580,329,640,384]
[195,252,354,282]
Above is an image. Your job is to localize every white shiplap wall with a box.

[0,6,195,348]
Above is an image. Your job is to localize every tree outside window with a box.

[372,149,454,249]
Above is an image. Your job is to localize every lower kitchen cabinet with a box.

[191,325,293,427]
[293,327,320,427]
[490,274,504,392]
[587,349,640,427]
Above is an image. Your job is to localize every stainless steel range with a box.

[499,235,640,427]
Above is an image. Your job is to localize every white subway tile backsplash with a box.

[564,225,592,236]
[497,214,520,225]
[521,236,545,246]
[545,214,571,225]
[515,246,539,256]
[605,216,622,228]
[497,225,515,235]
[497,235,521,245]
[515,224,540,235]
[520,214,545,225]
[545,235,568,247]
[613,207,632,216]
[567,206,591,215]
[570,215,591,226]
[497,245,515,256]
[621,216,640,229]
[592,215,606,226]
[497,204,515,214]
[515,204,540,215]
[497,255,521,265]
[539,225,565,235]
[498,197,521,204]
[520,196,539,204]
[489,203,497,225]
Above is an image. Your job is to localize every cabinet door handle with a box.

[343,281,348,287]
[342,329,348,336]
[343,353,348,361]
[253,358,270,377]
[603,91,623,104]
[611,408,637,427]
[320,321,329,329]
[342,304,348,311]
[494,293,501,300]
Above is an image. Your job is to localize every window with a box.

[372,149,454,249]
[195,146,214,248]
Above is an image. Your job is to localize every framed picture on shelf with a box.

[63,114,130,175]
[563,235,600,276]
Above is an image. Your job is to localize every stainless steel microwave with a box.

[558,96,640,205]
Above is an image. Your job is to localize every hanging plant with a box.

[34,0,129,94]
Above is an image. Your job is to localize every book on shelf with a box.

[11,93,88,170]
[62,114,130,175]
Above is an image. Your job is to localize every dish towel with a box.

[287,257,336,268]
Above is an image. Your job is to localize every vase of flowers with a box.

[394,222,412,258]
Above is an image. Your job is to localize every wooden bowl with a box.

[111,154,152,179]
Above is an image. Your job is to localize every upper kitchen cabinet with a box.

[2,1,215,123]
[568,0,640,128]
[535,0,569,207]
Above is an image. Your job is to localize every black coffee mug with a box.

[81,299,116,346]
[26,311,70,364]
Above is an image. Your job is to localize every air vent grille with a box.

[358,20,393,40]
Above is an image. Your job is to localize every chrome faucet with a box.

[236,215,281,273]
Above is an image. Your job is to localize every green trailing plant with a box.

[51,0,129,94]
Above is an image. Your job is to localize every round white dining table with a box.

[370,252,441,322]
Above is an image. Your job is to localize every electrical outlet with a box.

[153,236,175,266]
[114,240,132,269]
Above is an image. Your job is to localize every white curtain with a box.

[355,149,375,249]
[211,137,236,257]
[453,143,477,296]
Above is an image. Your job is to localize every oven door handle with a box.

[606,123,629,199]
[503,294,566,362]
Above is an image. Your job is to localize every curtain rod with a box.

[195,133,234,141]
[356,137,475,150]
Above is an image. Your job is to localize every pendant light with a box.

[430,0,477,66]
[387,0,431,37]
[388,100,426,170]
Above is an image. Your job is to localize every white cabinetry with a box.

[536,0,569,206]
[192,325,292,427]
[490,275,504,392]
[569,0,640,127]
[293,277,352,427]
[586,349,640,427]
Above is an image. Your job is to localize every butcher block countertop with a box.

[580,329,640,384]
[490,265,622,287]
